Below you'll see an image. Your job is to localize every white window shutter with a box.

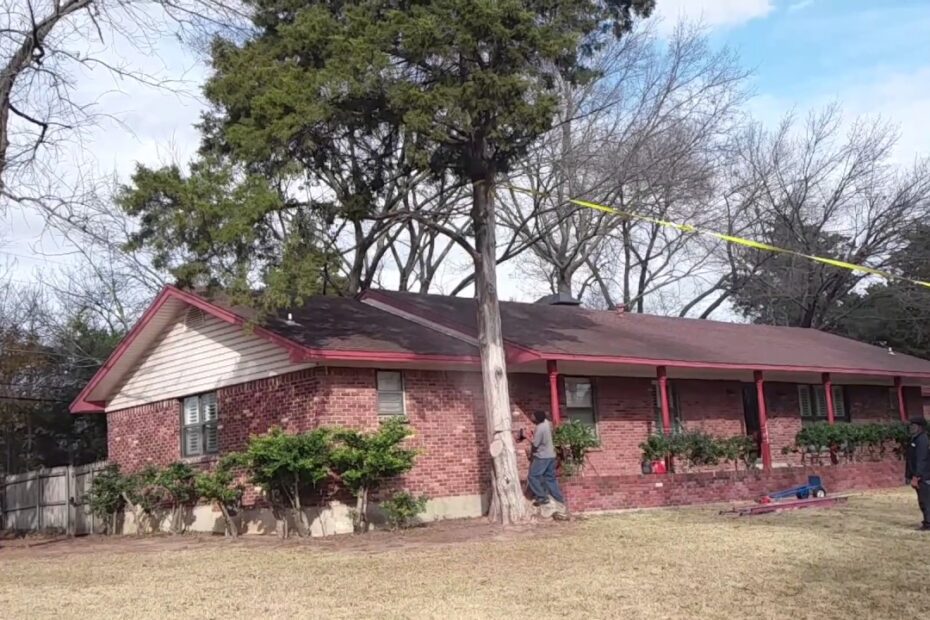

[201,393,218,422]
[184,428,202,456]
[204,425,219,453]
[798,386,813,418]
[832,386,846,419]
[184,397,200,425]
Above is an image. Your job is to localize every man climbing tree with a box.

[127,0,655,523]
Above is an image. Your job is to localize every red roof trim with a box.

[544,352,930,380]
[292,349,479,364]
[71,286,482,414]
[70,288,175,414]
[358,289,542,363]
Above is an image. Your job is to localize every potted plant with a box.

[639,434,669,474]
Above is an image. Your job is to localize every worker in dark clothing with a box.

[905,416,930,530]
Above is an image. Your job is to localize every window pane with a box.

[567,408,595,428]
[184,428,202,456]
[201,392,218,422]
[183,396,200,426]
[204,424,219,453]
[378,392,405,416]
[377,371,403,392]
[565,378,592,408]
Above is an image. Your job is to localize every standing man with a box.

[906,416,930,530]
[528,411,566,510]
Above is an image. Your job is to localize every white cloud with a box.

[787,0,815,13]
[747,65,930,166]
[653,0,774,30]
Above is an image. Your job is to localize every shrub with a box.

[156,462,199,534]
[380,491,429,530]
[639,434,670,464]
[195,458,244,538]
[553,420,600,476]
[86,464,129,535]
[639,431,759,472]
[330,417,418,533]
[790,421,908,464]
[225,427,333,538]
[123,465,164,534]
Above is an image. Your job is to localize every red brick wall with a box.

[564,459,904,512]
[765,382,804,465]
[107,400,181,471]
[106,367,914,509]
[847,385,899,422]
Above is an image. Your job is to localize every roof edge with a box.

[545,352,930,380]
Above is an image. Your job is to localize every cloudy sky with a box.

[4,0,930,301]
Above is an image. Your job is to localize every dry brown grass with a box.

[2,489,930,619]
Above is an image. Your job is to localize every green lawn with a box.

[1,489,928,619]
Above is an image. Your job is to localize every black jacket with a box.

[906,431,930,481]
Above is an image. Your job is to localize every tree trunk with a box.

[354,488,369,533]
[218,503,238,538]
[472,176,529,525]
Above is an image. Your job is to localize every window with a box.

[182,392,218,457]
[798,385,847,421]
[651,380,683,433]
[888,387,901,415]
[377,371,405,417]
[564,377,596,429]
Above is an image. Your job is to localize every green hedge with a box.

[639,430,758,472]
[784,421,908,463]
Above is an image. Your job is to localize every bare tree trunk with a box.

[218,503,238,538]
[472,176,529,525]
[354,487,369,533]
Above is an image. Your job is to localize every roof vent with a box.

[184,306,206,328]
[614,303,626,314]
[535,292,582,306]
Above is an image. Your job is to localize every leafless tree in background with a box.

[728,105,930,329]
[498,24,750,314]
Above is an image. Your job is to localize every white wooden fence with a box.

[1,461,109,535]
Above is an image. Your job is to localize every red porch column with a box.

[895,376,908,422]
[657,366,672,435]
[822,372,836,424]
[546,360,561,425]
[754,370,772,472]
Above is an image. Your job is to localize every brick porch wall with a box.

[563,459,905,512]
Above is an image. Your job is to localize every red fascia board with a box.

[69,288,175,414]
[358,290,542,362]
[542,352,930,380]
[291,349,480,364]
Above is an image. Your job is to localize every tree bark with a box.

[472,176,529,525]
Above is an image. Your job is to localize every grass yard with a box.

[2,489,929,619]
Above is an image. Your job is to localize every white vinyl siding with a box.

[798,385,847,421]
[107,310,311,411]
[376,371,405,417]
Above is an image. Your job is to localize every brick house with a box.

[71,286,930,534]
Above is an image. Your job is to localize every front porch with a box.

[509,359,922,478]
